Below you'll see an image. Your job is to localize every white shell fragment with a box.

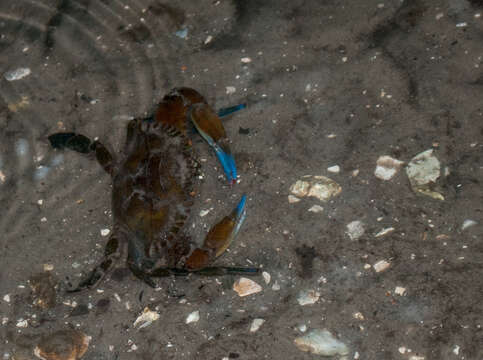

[241,57,252,63]
[308,205,324,213]
[133,307,160,329]
[375,227,395,237]
[225,86,236,95]
[327,165,340,173]
[297,289,320,306]
[288,195,301,203]
[346,221,365,241]
[4,67,31,81]
[373,260,391,273]
[406,149,444,200]
[290,176,341,202]
[461,219,477,231]
[262,271,271,284]
[395,286,407,296]
[294,329,349,357]
[249,318,265,332]
[374,155,404,180]
[100,228,110,237]
[185,310,200,324]
[233,278,262,297]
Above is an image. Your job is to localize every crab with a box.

[49,88,258,291]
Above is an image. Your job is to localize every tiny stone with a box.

[100,228,110,237]
[374,155,404,180]
[249,318,265,332]
[294,329,349,356]
[37,199,44,205]
[452,345,460,355]
[3,294,10,303]
[435,12,444,20]
[185,310,200,324]
[16,319,28,328]
[41,217,47,222]
[373,260,390,272]
[398,346,407,354]
[353,312,364,320]
[241,57,252,63]
[456,22,467,27]
[199,209,211,217]
[298,324,307,332]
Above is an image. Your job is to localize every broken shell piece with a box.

[290,176,341,202]
[262,271,271,284]
[185,310,200,324]
[346,221,365,241]
[233,278,262,297]
[294,329,349,357]
[461,219,477,231]
[290,180,310,197]
[327,165,340,173]
[249,318,265,332]
[395,286,406,296]
[308,205,324,213]
[373,260,390,273]
[374,155,404,180]
[34,329,89,360]
[406,149,444,200]
[375,227,395,237]
[133,307,160,329]
[288,195,301,203]
[297,289,320,306]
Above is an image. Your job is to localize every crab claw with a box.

[185,194,248,270]
[217,103,246,118]
[189,103,237,183]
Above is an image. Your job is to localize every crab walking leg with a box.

[48,132,115,175]
[185,195,249,269]
[67,235,125,292]
[189,103,237,183]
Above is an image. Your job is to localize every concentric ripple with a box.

[0,0,237,284]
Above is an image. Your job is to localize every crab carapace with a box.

[49,87,258,291]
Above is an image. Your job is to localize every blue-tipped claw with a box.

[213,144,237,183]
[218,103,246,117]
[232,194,247,238]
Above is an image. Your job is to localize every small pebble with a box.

[241,57,252,63]
[204,35,213,44]
[185,310,200,324]
[100,229,110,237]
[16,319,28,328]
[3,294,10,303]
[249,318,265,332]
[298,324,307,332]
[353,312,365,320]
[374,155,404,180]
[271,281,280,291]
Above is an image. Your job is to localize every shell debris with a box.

[290,175,341,202]
[406,149,444,200]
[346,220,365,241]
[133,307,160,329]
[34,329,90,360]
[185,310,200,324]
[373,260,391,273]
[233,277,262,297]
[294,329,349,357]
[297,289,320,306]
[249,318,265,332]
[374,155,404,180]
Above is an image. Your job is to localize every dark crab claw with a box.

[189,103,237,184]
[185,194,248,270]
